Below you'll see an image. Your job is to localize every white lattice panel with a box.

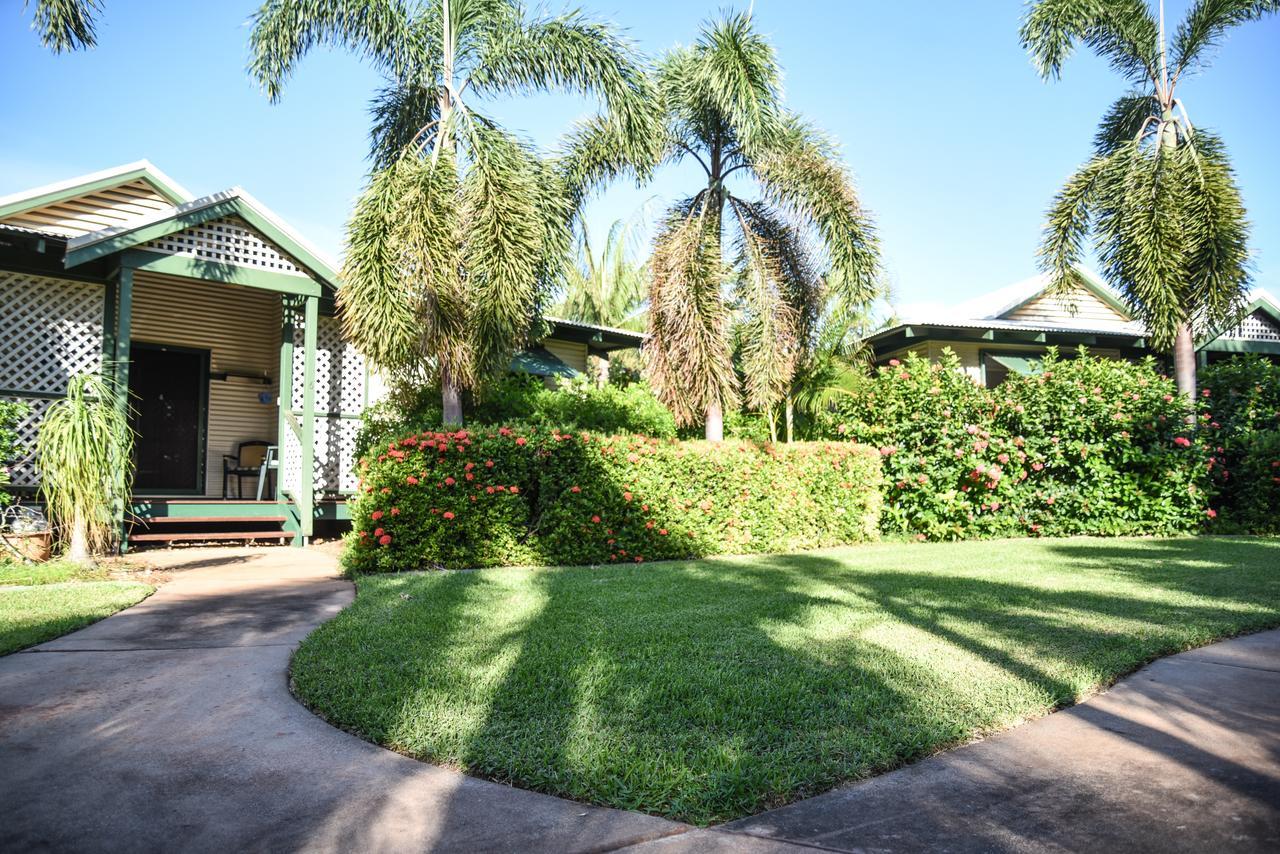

[2,396,53,487]
[144,216,308,276]
[1224,309,1280,343]
[280,312,365,497]
[292,315,367,414]
[312,416,361,494]
[0,272,103,393]
[281,421,303,500]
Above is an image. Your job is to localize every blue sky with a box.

[1,1,1276,314]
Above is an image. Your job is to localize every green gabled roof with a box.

[0,160,193,221]
[63,187,340,295]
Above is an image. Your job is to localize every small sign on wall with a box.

[259,391,273,405]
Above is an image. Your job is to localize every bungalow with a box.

[865,267,1280,387]
[0,162,641,546]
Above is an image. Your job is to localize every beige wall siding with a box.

[0,179,174,237]
[880,341,1124,387]
[1003,288,1131,328]
[131,271,281,497]
[543,337,589,373]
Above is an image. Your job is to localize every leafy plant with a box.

[0,400,27,508]
[345,427,881,573]
[36,373,133,563]
[1021,0,1275,396]
[821,349,1213,540]
[643,12,880,439]
[250,0,657,424]
[1199,356,1280,532]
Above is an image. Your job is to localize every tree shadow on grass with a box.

[330,536,1280,827]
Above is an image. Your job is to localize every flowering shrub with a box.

[1200,357,1280,533]
[344,428,881,573]
[820,349,1212,539]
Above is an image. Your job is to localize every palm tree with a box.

[779,280,895,442]
[1022,0,1276,397]
[644,12,880,440]
[556,215,650,332]
[250,0,655,424]
[21,0,98,51]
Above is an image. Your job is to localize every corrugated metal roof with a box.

[0,222,65,239]
[543,316,645,342]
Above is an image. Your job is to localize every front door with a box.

[129,343,208,493]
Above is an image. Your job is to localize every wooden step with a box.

[129,530,295,543]
[132,516,287,525]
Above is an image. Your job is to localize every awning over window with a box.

[510,346,578,378]
[985,353,1042,375]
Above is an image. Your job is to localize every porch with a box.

[1,170,362,548]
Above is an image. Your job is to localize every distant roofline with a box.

[0,160,193,220]
[543,316,645,350]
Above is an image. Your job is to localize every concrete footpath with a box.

[1,547,1277,853]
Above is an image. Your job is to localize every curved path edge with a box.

[0,547,683,853]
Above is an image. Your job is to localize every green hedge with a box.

[1200,357,1280,533]
[354,376,676,461]
[345,429,882,573]
[820,349,1213,540]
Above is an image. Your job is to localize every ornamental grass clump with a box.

[36,373,133,564]
[343,428,881,574]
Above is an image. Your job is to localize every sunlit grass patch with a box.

[291,537,1280,824]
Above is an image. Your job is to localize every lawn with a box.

[291,537,1280,824]
[1,561,153,655]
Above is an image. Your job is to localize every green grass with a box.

[291,537,1280,824]
[0,559,109,586]
[0,576,153,655]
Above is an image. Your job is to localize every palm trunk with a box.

[705,399,724,442]
[67,514,92,566]
[1173,322,1197,399]
[784,395,794,444]
[766,406,777,443]
[441,362,463,425]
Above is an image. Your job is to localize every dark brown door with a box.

[129,344,208,493]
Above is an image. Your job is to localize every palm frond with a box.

[1094,92,1161,154]
[1173,0,1279,78]
[753,115,880,308]
[1021,0,1160,84]
[729,198,802,411]
[28,0,99,51]
[460,115,557,378]
[646,201,738,426]
[248,0,415,102]
[1039,152,1113,295]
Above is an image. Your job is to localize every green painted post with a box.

[114,267,133,402]
[101,278,118,375]
[276,299,295,505]
[300,295,319,542]
[113,267,134,552]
